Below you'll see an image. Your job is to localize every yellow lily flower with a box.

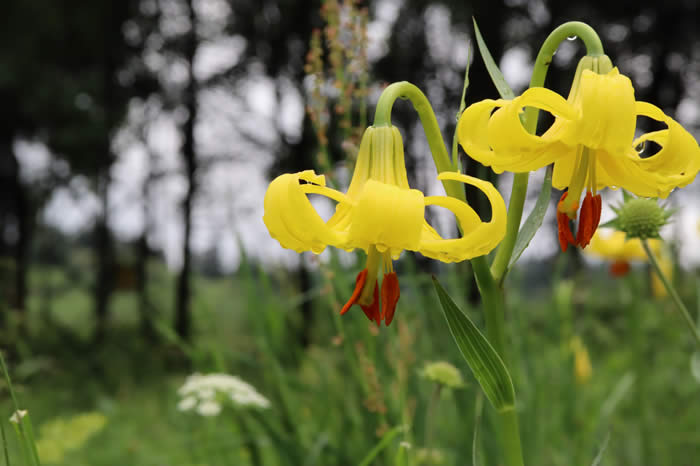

[586,229,670,297]
[458,61,700,253]
[263,126,506,326]
[587,229,656,275]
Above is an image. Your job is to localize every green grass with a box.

[2,252,700,465]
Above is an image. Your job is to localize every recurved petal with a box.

[597,147,681,198]
[263,170,350,253]
[418,172,506,263]
[486,88,579,173]
[457,99,506,170]
[633,101,700,188]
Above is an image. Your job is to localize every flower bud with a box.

[610,197,673,239]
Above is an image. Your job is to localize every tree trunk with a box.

[175,0,198,341]
[94,174,114,343]
[93,0,120,343]
[0,132,30,330]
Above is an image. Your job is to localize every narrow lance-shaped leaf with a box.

[432,277,515,411]
[473,18,515,100]
[509,164,553,268]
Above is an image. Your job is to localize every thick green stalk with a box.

[373,82,465,203]
[473,22,605,466]
[642,240,700,346]
[490,22,604,283]
[471,256,524,466]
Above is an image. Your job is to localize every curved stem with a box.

[642,240,700,346]
[490,22,604,283]
[373,82,465,203]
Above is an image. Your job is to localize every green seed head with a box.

[613,197,673,239]
[420,361,465,388]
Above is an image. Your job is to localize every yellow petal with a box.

[596,147,676,197]
[550,146,580,190]
[418,172,506,262]
[457,99,506,170]
[465,88,577,173]
[562,69,636,154]
[348,179,425,253]
[345,127,374,200]
[633,101,700,189]
[263,170,350,254]
[586,229,662,261]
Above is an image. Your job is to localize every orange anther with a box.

[557,192,576,252]
[380,272,400,326]
[576,192,602,249]
[340,269,368,315]
[361,283,380,326]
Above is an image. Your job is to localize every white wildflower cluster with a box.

[9,409,28,424]
[177,373,270,417]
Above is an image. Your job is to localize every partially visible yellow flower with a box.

[586,229,671,297]
[570,336,592,384]
[586,229,660,276]
[651,253,673,298]
[458,56,700,253]
[263,126,506,326]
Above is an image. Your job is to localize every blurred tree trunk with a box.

[93,1,121,343]
[175,0,198,341]
[137,134,157,340]
[137,215,155,340]
[0,132,29,329]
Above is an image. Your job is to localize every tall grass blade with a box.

[0,412,10,466]
[472,19,515,100]
[590,432,610,466]
[357,425,404,466]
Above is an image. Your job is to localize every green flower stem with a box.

[642,240,700,346]
[490,22,604,283]
[373,81,466,203]
[471,255,524,466]
[472,22,604,466]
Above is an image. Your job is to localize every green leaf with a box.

[509,164,553,268]
[432,277,515,411]
[473,18,515,100]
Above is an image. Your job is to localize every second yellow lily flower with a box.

[458,57,700,252]
[263,126,506,326]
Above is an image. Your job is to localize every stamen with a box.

[560,147,590,216]
[575,192,602,248]
[360,282,381,326]
[587,152,597,194]
[340,269,368,315]
[380,272,400,326]
[359,246,381,306]
[557,192,576,252]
